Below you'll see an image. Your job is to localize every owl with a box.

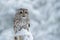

[14,8,30,33]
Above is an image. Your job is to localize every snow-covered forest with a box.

[0,0,60,40]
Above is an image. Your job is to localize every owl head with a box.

[16,8,29,17]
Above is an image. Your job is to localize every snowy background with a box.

[0,0,60,40]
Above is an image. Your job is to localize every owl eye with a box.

[25,11,28,14]
[20,11,23,14]
[25,12,27,13]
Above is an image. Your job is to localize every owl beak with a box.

[23,15,25,17]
